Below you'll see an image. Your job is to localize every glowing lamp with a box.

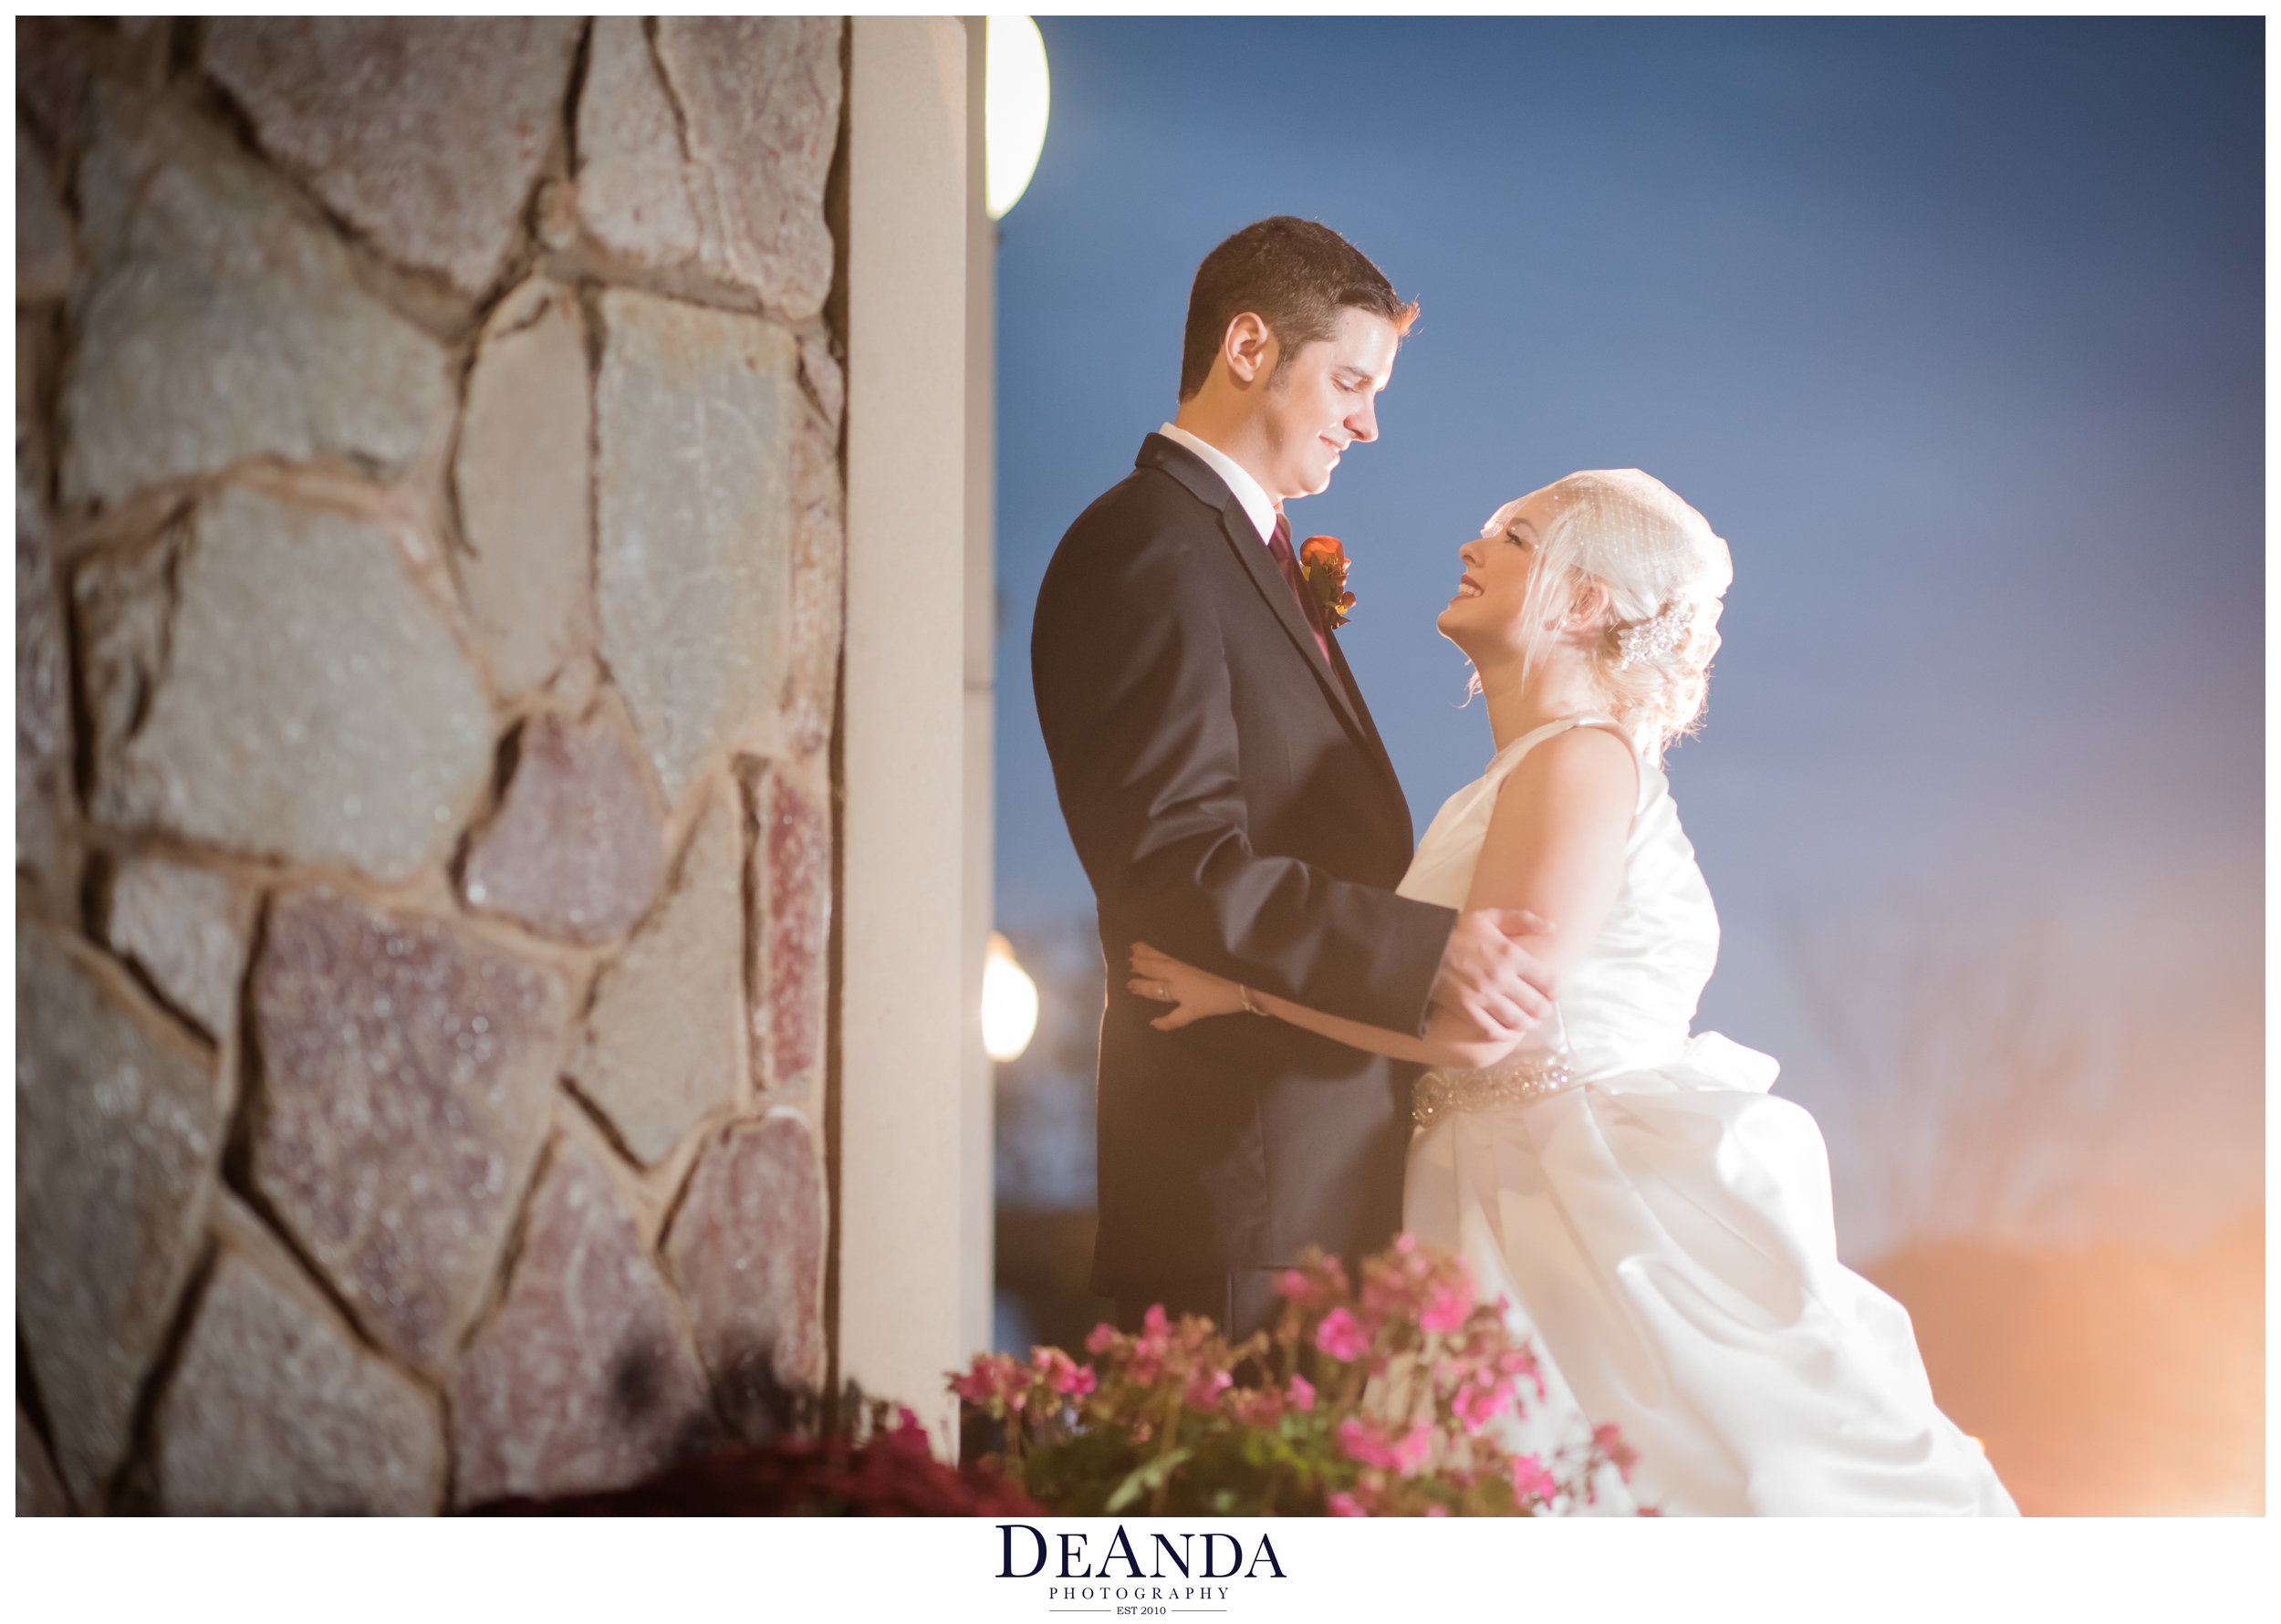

[985,16,1050,220]
[982,931,1040,1062]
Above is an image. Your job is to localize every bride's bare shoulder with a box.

[1464,723,1639,950]
[1495,723,1639,812]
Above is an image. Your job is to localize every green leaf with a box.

[1106,1447,1194,1513]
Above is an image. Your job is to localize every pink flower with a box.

[1452,1377,1515,1435]
[1498,1348,1547,1401]
[1184,1368,1234,1412]
[1390,1421,1435,1478]
[1031,1347,1095,1398]
[1286,1373,1317,1412]
[1336,1418,1432,1476]
[1511,1452,1557,1504]
[1127,1305,1174,1384]
[1315,1307,1371,1362]
[1424,1504,1448,1517]
[949,1352,1018,1405]
[1336,1418,1398,1472]
[1419,1286,1472,1334]
[1327,1492,1369,1518]
[1085,1322,1121,1356]
[1395,1233,1419,1255]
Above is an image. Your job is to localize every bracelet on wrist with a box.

[1237,984,1269,1017]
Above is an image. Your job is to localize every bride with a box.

[1128,470,2017,1516]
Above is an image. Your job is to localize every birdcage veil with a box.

[1480,469,1732,759]
[1481,469,1730,615]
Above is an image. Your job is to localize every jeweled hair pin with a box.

[1614,600,1694,670]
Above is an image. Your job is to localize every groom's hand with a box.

[1431,909,1559,1041]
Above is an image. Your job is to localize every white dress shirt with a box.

[1158,422,1278,546]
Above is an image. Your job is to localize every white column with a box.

[839,15,970,1455]
[958,16,998,1368]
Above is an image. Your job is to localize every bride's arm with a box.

[1130,725,1638,1069]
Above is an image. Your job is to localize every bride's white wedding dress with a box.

[1398,716,2017,1515]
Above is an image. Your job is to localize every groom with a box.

[1032,217,1558,1342]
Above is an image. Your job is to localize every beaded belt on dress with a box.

[1411,1050,1578,1127]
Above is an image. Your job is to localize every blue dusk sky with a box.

[987,17,2262,1259]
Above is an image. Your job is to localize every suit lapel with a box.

[1135,438,1359,726]
[1212,504,1368,735]
[1137,433,1410,823]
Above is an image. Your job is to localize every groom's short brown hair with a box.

[1178,217,1419,401]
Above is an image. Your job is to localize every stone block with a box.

[16,17,94,149]
[595,289,796,806]
[782,412,844,760]
[60,86,453,505]
[16,338,71,883]
[452,277,596,698]
[462,712,663,946]
[15,339,64,762]
[81,484,494,884]
[68,525,171,798]
[664,1110,828,1434]
[249,888,568,1375]
[451,1140,714,1506]
[574,16,702,269]
[573,18,840,320]
[153,1199,444,1515]
[17,1407,71,1516]
[15,921,226,1507]
[203,17,581,297]
[567,785,745,1166]
[101,857,250,1043]
[745,764,830,1098]
[653,18,842,321]
[16,122,78,304]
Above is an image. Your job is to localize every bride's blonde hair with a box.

[1484,469,1733,765]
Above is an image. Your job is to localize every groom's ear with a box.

[1217,312,1278,390]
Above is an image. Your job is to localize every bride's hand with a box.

[1128,942,1248,1031]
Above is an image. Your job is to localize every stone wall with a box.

[16,17,846,1514]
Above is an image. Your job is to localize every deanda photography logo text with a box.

[995,1523,1286,1609]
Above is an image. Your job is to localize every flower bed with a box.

[951,1235,1634,1516]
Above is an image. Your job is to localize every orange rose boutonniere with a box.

[1298,536,1358,630]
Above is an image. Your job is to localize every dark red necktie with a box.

[1265,513,1335,668]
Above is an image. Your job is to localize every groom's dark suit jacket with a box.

[1032,433,1459,1295]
